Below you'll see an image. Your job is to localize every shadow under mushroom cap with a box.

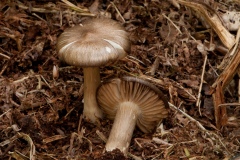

[56,18,131,67]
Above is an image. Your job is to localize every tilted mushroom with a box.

[56,18,131,123]
[97,76,169,155]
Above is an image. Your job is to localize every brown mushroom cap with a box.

[97,76,169,133]
[56,18,130,67]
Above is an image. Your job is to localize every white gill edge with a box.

[103,39,124,51]
[59,40,78,54]
[115,29,126,33]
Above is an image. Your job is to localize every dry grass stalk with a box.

[42,135,67,144]
[196,54,208,116]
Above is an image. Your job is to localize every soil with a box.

[0,0,240,160]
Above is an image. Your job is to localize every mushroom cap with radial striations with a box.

[97,76,169,133]
[56,18,131,67]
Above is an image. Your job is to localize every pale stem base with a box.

[105,101,140,155]
[83,67,103,123]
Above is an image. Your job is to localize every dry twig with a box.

[177,0,235,49]
[211,47,240,128]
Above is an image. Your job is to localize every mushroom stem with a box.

[83,67,103,123]
[105,101,140,155]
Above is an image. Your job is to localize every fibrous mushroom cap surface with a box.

[57,18,130,67]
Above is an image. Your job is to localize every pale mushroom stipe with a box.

[56,18,131,123]
[97,76,169,155]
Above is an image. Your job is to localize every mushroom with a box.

[56,18,131,123]
[97,76,169,155]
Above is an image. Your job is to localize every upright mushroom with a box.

[97,76,169,155]
[56,18,131,123]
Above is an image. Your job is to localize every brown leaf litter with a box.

[0,0,240,159]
